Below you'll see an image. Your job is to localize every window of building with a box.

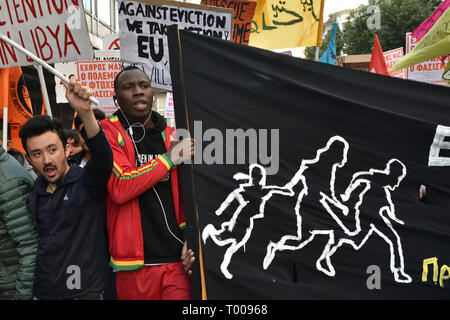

[115,0,119,31]
[83,0,91,12]
[98,0,111,26]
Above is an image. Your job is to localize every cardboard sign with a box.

[201,0,257,45]
[103,34,121,50]
[405,32,449,86]
[0,0,93,67]
[118,0,233,90]
[383,48,405,79]
[55,50,121,109]
[76,60,122,116]
[164,91,174,119]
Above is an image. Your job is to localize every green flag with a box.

[391,7,450,73]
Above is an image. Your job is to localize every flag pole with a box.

[2,108,7,149]
[34,64,53,118]
[0,33,99,106]
[315,46,320,61]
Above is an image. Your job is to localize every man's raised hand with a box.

[62,76,93,114]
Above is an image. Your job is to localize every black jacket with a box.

[29,127,113,299]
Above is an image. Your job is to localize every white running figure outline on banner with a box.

[202,164,301,279]
[202,136,412,283]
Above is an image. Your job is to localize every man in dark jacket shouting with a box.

[19,77,113,299]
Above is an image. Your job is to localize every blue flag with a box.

[319,22,338,65]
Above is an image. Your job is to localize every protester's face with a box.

[115,69,154,121]
[66,137,83,159]
[25,131,70,183]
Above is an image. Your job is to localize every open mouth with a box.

[44,166,57,178]
[134,100,147,111]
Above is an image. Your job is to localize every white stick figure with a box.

[202,164,297,279]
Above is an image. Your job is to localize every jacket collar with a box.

[35,164,82,194]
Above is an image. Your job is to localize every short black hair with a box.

[73,108,106,130]
[113,65,150,94]
[19,115,66,153]
[65,129,80,145]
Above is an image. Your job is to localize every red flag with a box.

[369,34,390,76]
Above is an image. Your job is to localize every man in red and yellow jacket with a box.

[101,66,195,300]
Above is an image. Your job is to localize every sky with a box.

[323,0,370,20]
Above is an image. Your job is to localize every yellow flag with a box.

[391,7,450,72]
[249,0,325,50]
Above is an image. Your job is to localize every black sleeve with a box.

[84,126,113,196]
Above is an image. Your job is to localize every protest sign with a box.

[55,50,121,108]
[383,48,405,79]
[168,28,450,299]
[103,34,121,50]
[405,32,449,86]
[118,0,233,91]
[163,91,174,119]
[76,60,122,115]
[0,0,93,67]
[200,0,257,45]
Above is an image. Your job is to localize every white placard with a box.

[77,60,122,115]
[0,1,93,67]
[103,34,121,50]
[384,48,405,79]
[118,0,233,90]
[406,33,449,86]
[55,50,121,104]
[164,91,174,119]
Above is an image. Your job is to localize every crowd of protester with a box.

[0,68,195,300]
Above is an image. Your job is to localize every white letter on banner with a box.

[428,125,450,166]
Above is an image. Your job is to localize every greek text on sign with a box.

[0,0,93,67]
[406,32,449,87]
[76,60,122,116]
[383,48,405,79]
[55,50,120,104]
[118,0,233,90]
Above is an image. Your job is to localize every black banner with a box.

[169,27,450,299]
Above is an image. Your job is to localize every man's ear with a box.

[113,95,118,106]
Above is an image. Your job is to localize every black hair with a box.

[73,108,106,130]
[19,115,66,154]
[113,65,150,95]
[65,129,80,145]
